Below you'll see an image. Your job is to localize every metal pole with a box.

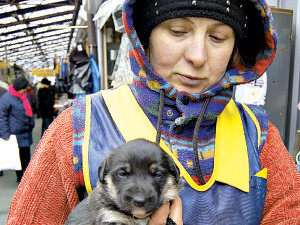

[102,24,108,89]
[95,20,104,90]
[288,0,300,153]
[5,45,8,82]
[87,13,98,63]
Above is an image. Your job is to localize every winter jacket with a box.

[0,91,34,147]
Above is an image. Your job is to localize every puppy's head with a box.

[98,138,181,218]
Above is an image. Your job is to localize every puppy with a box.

[65,138,183,225]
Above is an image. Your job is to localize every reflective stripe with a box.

[241,103,261,148]
[82,95,92,194]
[255,168,268,179]
[215,100,249,192]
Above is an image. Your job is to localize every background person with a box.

[37,77,55,137]
[6,0,300,224]
[0,76,35,182]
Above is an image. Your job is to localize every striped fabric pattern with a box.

[247,104,269,152]
[71,97,86,199]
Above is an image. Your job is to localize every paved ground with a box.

[0,116,42,224]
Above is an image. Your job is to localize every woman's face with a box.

[148,17,235,93]
[17,88,27,94]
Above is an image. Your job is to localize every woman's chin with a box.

[176,85,206,94]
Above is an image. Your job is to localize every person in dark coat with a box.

[0,76,35,182]
[38,77,55,136]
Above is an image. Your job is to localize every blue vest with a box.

[72,85,267,225]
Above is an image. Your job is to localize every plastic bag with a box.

[0,135,21,171]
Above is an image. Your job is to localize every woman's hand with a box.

[149,196,183,225]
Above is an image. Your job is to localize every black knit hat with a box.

[13,76,29,91]
[133,0,261,50]
[41,77,51,85]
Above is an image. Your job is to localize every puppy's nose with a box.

[133,195,146,207]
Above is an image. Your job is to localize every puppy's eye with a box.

[118,170,127,178]
[153,171,163,179]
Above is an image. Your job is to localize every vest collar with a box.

[101,85,250,192]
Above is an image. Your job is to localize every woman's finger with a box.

[169,196,183,225]
[148,201,170,225]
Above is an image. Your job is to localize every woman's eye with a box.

[209,35,225,42]
[117,170,127,178]
[170,29,186,36]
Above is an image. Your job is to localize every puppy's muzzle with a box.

[131,192,150,208]
[121,183,159,213]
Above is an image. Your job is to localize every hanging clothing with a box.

[110,33,134,87]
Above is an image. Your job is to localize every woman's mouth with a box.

[177,73,204,86]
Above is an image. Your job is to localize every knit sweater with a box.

[6,107,300,224]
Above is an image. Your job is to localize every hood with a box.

[122,0,277,98]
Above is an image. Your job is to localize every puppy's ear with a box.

[168,157,180,182]
[98,158,109,183]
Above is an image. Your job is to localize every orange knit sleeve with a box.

[260,122,300,224]
[6,107,79,225]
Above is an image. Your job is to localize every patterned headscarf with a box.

[122,0,276,134]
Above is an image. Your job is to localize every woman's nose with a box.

[184,37,208,68]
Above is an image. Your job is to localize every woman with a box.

[7,0,300,224]
[0,76,35,182]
